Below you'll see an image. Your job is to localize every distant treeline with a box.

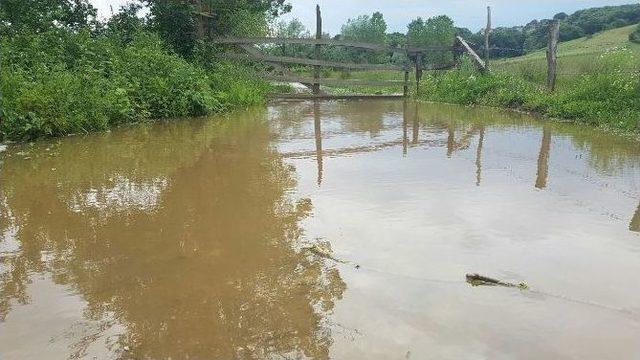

[458,4,640,58]
[271,3,640,63]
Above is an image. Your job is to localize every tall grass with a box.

[0,30,270,141]
[418,51,640,132]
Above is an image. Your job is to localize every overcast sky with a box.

[91,0,638,33]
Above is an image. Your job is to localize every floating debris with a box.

[303,243,348,264]
[466,273,528,290]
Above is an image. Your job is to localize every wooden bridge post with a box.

[415,53,423,97]
[546,20,560,92]
[313,5,322,96]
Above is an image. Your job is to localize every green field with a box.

[493,25,640,87]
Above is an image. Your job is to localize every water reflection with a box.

[630,202,640,232]
[402,102,408,156]
[536,125,552,189]
[475,126,485,187]
[0,115,345,359]
[2,100,640,359]
[314,101,324,187]
[412,103,420,145]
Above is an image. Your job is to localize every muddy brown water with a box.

[1,100,639,359]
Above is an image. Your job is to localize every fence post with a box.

[313,5,322,96]
[403,63,409,97]
[195,0,205,40]
[415,53,423,97]
[485,6,491,70]
[546,20,560,91]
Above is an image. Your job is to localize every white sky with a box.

[91,0,638,33]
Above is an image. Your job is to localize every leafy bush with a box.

[630,24,640,44]
[0,30,268,141]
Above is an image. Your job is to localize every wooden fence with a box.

[199,4,489,99]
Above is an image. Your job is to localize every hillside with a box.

[501,24,639,62]
[494,24,640,81]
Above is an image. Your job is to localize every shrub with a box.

[0,30,268,141]
[630,24,640,44]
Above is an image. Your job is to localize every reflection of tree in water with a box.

[0,115,346,359]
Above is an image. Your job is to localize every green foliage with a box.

[339,12,388,63]
[341,12,387,44]
[0,0,98,35]
[490,27,526,57]
[630,24,640,44]
[0,30,269,141]
[568,4,640,35]
[418,50,640,132]
[267,18,311,58]
[406,15,455,65]
[144,0,291,58]
[456,4,639,60]
[103,2,147,44]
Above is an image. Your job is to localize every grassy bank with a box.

[493,24,640,89]
[321,25,639,132]
[0,30,270,141]
[418,49,639,132]
[416,25,640,132]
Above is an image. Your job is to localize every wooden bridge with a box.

[198,5,487,100]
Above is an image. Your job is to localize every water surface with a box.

[1,100,639,359]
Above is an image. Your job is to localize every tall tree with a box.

[0,0,97,35]
[406,15,455,65]
[144,0,291,58]
[340,12,387,63]
[270,18,310,57]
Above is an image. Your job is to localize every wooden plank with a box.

[546,20,560,91]
[209,37,453,53]
[192,11,216,19]
[261,74,413,86]
[223,52,403,70]
[239,45,328,95]
[455,36,487,72]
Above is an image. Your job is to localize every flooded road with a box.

[1,100,639,359]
